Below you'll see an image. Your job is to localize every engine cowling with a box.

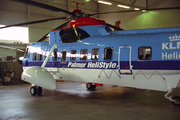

[21,66,56,90]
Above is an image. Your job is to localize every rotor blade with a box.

[12,0,74,15]
[144,7,180,11]
[37,20,70,42]
[88,10,135,16]
[0,17,67,29]
[105,23,123,31]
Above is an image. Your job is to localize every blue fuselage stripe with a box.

[23,60,180,70]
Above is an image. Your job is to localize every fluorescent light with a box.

[117,4,130,9]
[134,8,140,10]
[98,1,112,5]
[142,10,146,12]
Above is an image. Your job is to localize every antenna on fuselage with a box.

[41,44,57,68]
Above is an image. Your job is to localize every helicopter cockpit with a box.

[60,27,90,43]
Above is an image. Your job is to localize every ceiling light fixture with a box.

[134,8,140,10]
[117,4,130,9]
[98,1,112,5]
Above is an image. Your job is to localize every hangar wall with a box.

[0,51,25,84]
[99,0,180,30]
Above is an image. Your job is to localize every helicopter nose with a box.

[21,66,56,90]
[18,56,24,65]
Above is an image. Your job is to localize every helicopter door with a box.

[118,46,133,74]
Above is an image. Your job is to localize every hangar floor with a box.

[0,82,180,120]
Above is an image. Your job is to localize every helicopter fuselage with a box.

[22,20,180,92]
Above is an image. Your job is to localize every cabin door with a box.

[118,46,133,74]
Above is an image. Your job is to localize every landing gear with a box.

[37,86,42,96]
[30,86,42,96]
[30,86,37,96]
[86,83,96,90]
[164,88,180,107]
[171,96,180,107]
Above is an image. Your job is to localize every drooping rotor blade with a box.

[12,0,74,15]
[0,17,67,29]
[88,10,136,16]
[105,23,123,31]
[37,20,70,42]
[144,7,180,11]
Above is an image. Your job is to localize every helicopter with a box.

[1,0,180,107]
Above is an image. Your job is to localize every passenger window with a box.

[70,50,76,61]
[104,47,113,60]
[138,47,152,60]
[38,53,42,61]
[80,49,88,61]
[53,50,57,61]
[91,48,99,60]
[61,51,67,61]
[33,52,37,61]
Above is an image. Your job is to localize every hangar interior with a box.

[0,0,180,84]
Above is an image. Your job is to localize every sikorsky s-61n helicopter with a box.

[1,0,180,107]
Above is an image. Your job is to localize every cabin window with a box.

[70,50,76,61]
[38,53,42,61]
[104,47,113,60]
[33,52,37,61]
[53,50,57,61]
[59,27,90,43]
[61,51,67,61]
[91,48,99,60]
[138,47,152,60]
[80,49,88,61]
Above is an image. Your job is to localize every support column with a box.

[27,4,30,43]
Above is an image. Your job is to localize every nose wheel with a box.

[30,86,42,96]
[164,88,180,107]
[171,96,180,107]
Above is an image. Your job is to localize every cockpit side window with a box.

[60,27,90,43]
[33,52,37,61]
[24,47,30,59]
[38,53,42,61]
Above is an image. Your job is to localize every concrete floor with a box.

[0,82,180,120]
